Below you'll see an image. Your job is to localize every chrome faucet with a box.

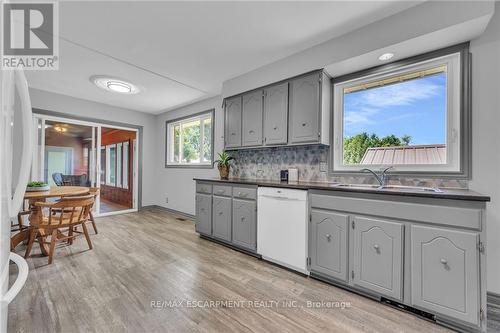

[361,166,393,188]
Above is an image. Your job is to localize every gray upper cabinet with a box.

[264,83,288,145]
[225,96,242,148]
[352,216,403,301]
[411,225,480,326]
[224,70,330,150]
[242,91,263,147]
[232,199,257,251]
[212,196,232,242]
[289,73,320,144]
[310,210,348,282]
[195,194,212,236]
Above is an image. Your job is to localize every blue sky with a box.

[343,73,446,145]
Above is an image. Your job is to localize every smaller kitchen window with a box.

[331,45,470,177]
[165,109,214,167]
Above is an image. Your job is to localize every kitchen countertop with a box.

[194,178,491,202]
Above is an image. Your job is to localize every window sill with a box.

[165,164,214,169]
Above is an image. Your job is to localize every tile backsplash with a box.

[229,145,468,189]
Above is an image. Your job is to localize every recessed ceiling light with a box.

[90,75,140,94]
[378,53,394,61]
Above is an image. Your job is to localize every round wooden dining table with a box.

[11,186,90,254]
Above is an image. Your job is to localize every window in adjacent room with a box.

[165,109,214,167]
[331,47,469,176]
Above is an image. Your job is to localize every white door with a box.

[0,70,31,333]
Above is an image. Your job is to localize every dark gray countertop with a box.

[194,178,490,202]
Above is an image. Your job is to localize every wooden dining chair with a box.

[12,199,30,233]
[87,187,100,234]
[25,195,95,264]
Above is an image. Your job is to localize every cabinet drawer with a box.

[411,225,480,326]
[196,183,212,194]
[213,185,232,197]
[233,186,257,200]
[352,216,403,301]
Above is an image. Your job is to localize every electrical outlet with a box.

[257,162,263,171]
[319,162,327,172]
[165,197,169,203]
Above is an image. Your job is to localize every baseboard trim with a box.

[488,292,500,323]
[142,205,195,221]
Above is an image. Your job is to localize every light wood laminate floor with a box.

[7,208,471,332]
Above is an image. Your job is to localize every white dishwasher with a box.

[257,187,309,275]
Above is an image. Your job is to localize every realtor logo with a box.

[1,1,59,70]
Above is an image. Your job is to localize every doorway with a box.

[32,115,139,216]
[99,127,137,214]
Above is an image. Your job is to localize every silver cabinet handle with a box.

[217,190,224,194]
[302,122,307,127]
[273,125,278,130]
[231,132,236,135]
[218,211,223,216]
[249,130,254,134]
[440,258,448,265]
[325,234,331,240]
[373,244,380,251]
[241,217,246,222]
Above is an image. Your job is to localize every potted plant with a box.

[214,151,234,180]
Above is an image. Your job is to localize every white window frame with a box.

[165,110,214,168]
[105,144,117,186]
[332,52,461,174]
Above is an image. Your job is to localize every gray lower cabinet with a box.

[232,199,257,251]
[195,181,257,253]
[225,96,242,148]
[212,196,232,242]
[352,216,403,301]
[411,225,480,326]
[242,91,263,147]
[309,190,487,331]
[195,194,212,235]
[309,209,348,282]
[289,73,320,144]
[264,83,288,145]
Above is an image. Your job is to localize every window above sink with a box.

[330,43,471,178]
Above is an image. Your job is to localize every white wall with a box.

[28,88,158,206]
[154,96,223,215]
[469,2,500,294]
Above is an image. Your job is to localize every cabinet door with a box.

[310,210,348,282]
[225,96,242,148]
[212,196,232,242]
[195,194,212,236]
[352,216,403,301]
[289,73,320,144]
[411,225,480,325]
[242,91,263,147]
[232,199,256,251]
[264,83,288,145]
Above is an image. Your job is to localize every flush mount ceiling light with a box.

[90,75,140,94]
[378,53,394,61]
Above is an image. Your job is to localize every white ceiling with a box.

[26,1,421,114]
